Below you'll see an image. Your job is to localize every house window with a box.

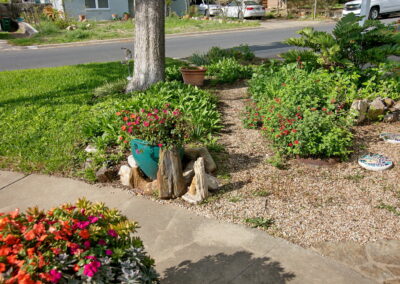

[85,0,109,9]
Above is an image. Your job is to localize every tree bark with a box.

[126,0,165,93]
[157,147,186,199]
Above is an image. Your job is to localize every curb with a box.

[1,20,335,51]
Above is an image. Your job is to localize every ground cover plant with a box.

[0,198,158,283]
[0,58,220,178]
[2,17,259,46]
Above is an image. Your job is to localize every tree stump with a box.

[157,147,186,199]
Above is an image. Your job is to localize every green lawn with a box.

[3,17,259,46]
[0,60,183,174]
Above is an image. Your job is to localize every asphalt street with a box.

[0,17,399,71]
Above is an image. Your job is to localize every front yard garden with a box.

[1,14,400,250]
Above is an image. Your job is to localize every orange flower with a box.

[27,248,35,257]
[4,234,19,245]
[0,246,10,256]
[9,209,19,219]
[79,229,90,239]
[73,264,80,272]
[116,112,121,116]
[24,230,36,241]
[33,223,45,235]
[130,114,136,119]
[0,262,6,272]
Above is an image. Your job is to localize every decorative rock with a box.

[128,155,138,168]
[380,133,400,144]
[85,144,98,153]
[144,180,159,196]
[358,154,393,171]
[393,102,400,110]
[118,165,132,186]
[367,98,385,120]
[383,98,395,107]
[183,169,195,186]
[96,166,116,182]
[66,25,77,31]
[206,174,219,191]
[182,158,208,204]
[350,99,369,123]
[383,113,399,123]
[184,147,217,173]
[184,160,195,172]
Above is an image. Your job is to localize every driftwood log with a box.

[157,147,186,199]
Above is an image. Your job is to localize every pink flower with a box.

[84,240,91,249]
[163,109,168,114]
[83,261,101,278]
[76,221,90,229]
[158,144,163,147]
[49,269,62,283]
[153,109,159,114]
[134,120,140,125]
[88,216,99,223]
[105,249,113,256]
[98,239,106,246]
[128,127,133,133]
[108,229,118,238]
[86,256,97,260]
[143,121,150,127]
[135,149,141,155]
[154,115,160,120]
[140,109,145,113]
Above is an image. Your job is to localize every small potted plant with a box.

[180,65,207,86]
[116,105,193,180]
[123,12,130,21]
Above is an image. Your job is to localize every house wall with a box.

[64,0,129,20]
[170,0,187,16]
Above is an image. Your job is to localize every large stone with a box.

[118,165,132,186]
[367,98,385,120]
[128,155,138,168]
[384,98,395,107]
[182,158,208,204]
[350,99,369,123]
[183,169,194,186]
[384,113,399,123]
[206,174,219,191]
[184,147,217,173]
[394,102,400,110]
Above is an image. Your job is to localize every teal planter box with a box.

[130,139,160,180]
[130,139,185,180]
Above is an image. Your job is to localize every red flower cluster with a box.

[0,200,134,283]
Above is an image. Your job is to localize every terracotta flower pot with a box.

[180,67,207,86]
[78,14,86,22]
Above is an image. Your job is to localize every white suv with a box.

[342,0,400,20]
[191,0,222,16]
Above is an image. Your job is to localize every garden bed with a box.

[155,83,400,247]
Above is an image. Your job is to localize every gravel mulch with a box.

[156,82,400,248]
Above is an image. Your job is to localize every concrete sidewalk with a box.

[0,171,375,283]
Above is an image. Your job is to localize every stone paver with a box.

[0,170,26,188]
[312,241,400,284]
[0,170,377,283]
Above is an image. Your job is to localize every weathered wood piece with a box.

[182,157,209,204]
[157,147,186,199]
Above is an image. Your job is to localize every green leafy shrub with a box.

[246,64,355,159]
[207,58,253,83]
[189,45,255,66]
[282,14,400,69]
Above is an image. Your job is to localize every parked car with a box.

[222,0,265,19]
[342,0,400,20]
[191,0,222,16]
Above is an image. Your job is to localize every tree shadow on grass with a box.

[162,251,296,284]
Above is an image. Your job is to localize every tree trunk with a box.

[157,147,186,199]
[126,0,165,93]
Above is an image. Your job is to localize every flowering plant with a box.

[0,199,158,283]
[116,105,193,148]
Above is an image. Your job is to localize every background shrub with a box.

[246,63,355,159]
[207,58,254,84]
